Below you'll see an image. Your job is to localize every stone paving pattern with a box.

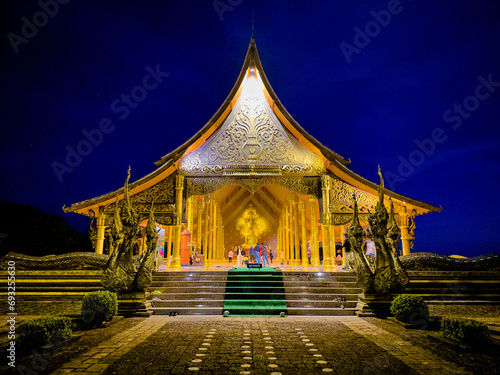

[45,316,477,375]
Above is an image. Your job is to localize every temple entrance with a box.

[160,183,348,271]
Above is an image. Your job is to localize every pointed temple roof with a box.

[64,38,441,217]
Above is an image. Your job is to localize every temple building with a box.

[64,38,440,271]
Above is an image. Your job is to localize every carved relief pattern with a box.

[103,176,175,222]
[186,177,319,197]
[329,177,380,215]
[179,78,325,176]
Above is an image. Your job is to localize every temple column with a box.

[321,175,334,270]
[309,196,320,267]
[279,216,284,263]
[330,224,336,267]
[340,225,347,268]
[284,201,290,264]
[95,208,106,255]
[400,206,414,256]
[292,195,300,267]
[211,197,217,263]
[299,200,308,267]
[203,196,209,264]
[186,196,194,254]
[278,215,281,260]
[165,226,172,266]
[196,199,203,254]
[170,174,184,271]
[288,199,295,266]
[206,196,213,267]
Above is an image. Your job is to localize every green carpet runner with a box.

[223,267,287,316]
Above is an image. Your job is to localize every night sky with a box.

[1,0,499,258]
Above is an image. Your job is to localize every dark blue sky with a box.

[1,0,499,257]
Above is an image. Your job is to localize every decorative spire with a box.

[251,8,255,38]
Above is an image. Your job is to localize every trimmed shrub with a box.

[441,317,491,347]
[390,294,429,324]
[17,316,72,349]
[81,290,118,327]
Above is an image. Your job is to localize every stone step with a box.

[283,281,359,288]
[282,276,358,282]
[284,287,362,294]
[151,281,227,288]
[153,288,226,295]
[151,300,224,307]
[153,293,225,300]
[287,307,357,316]
[151,307,223,315]
[286,300,357,308]
[224,292,286,300]
[153,272,228,276]
[285,293,359,301]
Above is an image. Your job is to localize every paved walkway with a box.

[51,318,165,374]
[338,317,469,375]
[49,316,473,375]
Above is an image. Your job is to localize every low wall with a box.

[405,270,500,303]
[0,270,103,317]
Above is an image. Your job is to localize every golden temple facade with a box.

[64,38,440,271]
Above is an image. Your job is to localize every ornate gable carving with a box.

[179,72,325,176]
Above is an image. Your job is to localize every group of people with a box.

[227,243,274,267]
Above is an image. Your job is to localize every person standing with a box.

[269,246,274,264]
[249,244,255,263]
[236,246,243,267]
[228,249,234,264]
[254,243,261,264]
[261,243,270,267]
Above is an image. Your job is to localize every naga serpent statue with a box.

[348,166,409,294]
[101,167,159,293]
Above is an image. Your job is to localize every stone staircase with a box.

[283,272,361,316]
[148,270,361,316]
[149,272,227,315]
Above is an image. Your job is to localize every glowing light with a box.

[236,204,266,240]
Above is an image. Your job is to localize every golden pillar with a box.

[284,201,290,264]
[211,197,217,263]
[400,206,414,256]
[309,196,320,267]
[170,174,184,270]
[293,195,300,267]
[95,208,106,255]
[321,175,334,270]
[330,224,337,267]
[203,196,209,264]
[299,200,308,267]
[276,213,285,262]
[220,214,224,260]
[288,199,294,265]
[186,196,194,253]
[205,196,213,267]
[341,225,347,268]
[196,199,203,253]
